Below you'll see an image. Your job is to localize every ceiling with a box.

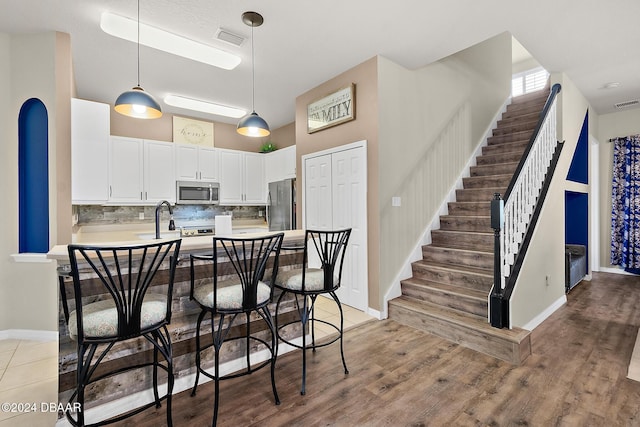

[1,0,639,130]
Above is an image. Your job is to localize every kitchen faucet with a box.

[155,200,176,239]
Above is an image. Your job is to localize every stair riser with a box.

[388,302,531,364]
[470,163,517,177]
[456,188,505,202]
[440,216,491,233]
[502,103,546,119]
[411,263,493,291]
[400,281,487,317]
[447,202,490,216]
[482,140,529,156]
[422,246,493,270]
[463,175,512,189]
[476,151,524,166]
[431,231,493,251]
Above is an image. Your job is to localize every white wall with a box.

[0,32,65,335]
[377,32,512,304]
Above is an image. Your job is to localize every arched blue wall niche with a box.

[18,98,49,253]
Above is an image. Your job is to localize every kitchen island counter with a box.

[49,229,304,420]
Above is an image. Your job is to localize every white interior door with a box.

[331,147,368,311]
[304,153,332,230]
[303,142,368,312]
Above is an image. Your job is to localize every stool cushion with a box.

[193,280,271,310]
[68,293,167,340]
[275,268,337,292]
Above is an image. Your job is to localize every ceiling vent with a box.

[216,29,244,47]
[614,99,640,109]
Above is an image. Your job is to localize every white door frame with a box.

[301,140,368,312]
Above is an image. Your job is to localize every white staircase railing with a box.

[490,83,563,328]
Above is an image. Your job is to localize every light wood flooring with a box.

[70,271,640,425]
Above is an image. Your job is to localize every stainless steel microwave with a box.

[176,181,220,204]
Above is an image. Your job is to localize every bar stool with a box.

[274,228,351,395]
[62,239,181,426]
[189,233,284,427]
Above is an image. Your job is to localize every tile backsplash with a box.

[75,204,264,226]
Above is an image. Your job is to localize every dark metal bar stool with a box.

[274,228,352,395]
[189,233,284,427]
[62,238,181,426]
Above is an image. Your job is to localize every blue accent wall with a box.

[565,191,588,264]
[18,98,49,253]
[567,111,589,184]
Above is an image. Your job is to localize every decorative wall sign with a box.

[307,84,355,133]
[173,116,215,146]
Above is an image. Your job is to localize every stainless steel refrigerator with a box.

[267,179,296,231]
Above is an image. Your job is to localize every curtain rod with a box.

[609,135,640,142]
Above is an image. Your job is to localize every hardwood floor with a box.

[123,272,640,426]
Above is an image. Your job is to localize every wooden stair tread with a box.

[422,246,492,257]
[432,229,492,237]
[401,277,488,300]
[413,260,492,277]
[390,296,530,342]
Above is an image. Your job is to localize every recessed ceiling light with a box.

[164,95,246,118]
[603,82,621,89]
[100,11,241,70]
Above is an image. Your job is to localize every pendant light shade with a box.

[115,86,162,119]
[237,11,269,137]
[115,0,162,119]
[237,111,270,137]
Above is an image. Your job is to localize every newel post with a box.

[490,193,506,328]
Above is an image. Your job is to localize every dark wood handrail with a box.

[503,83,562,202]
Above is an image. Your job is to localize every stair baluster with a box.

[490,83,563,328]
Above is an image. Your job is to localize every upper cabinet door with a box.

[218,149,244,204]
[71,98,110,203]
[199,147,219,181]
[144,140,176,203]
[243,152,266,204]
[109,136,143,203]
[175,144,199,181]
[265,145,296,184]
[175,145,218,181]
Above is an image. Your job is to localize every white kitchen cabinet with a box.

[144,139,176,203]
[71,98,110,204]
[109,137,176,204]
[218,149,266,205]
[265,145,296,184]
[244,152,266,204]
[109,136,144,203]
[175,144,219,181]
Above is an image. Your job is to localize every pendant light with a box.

[237,11,270,137]
[114,0,162,119]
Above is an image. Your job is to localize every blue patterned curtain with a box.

[611,135,640,270]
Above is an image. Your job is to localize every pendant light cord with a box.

[137,0,141,87]
[251,21,255,112]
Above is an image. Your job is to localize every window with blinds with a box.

[512,68,549,97]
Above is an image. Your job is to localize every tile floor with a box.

[0,300,374,426]
[0,339,58,426]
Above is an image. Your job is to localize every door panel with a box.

[303,144,368,312]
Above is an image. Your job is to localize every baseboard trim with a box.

[596,266,634,276]
[0,329,58,342]
[520,294,567,331]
